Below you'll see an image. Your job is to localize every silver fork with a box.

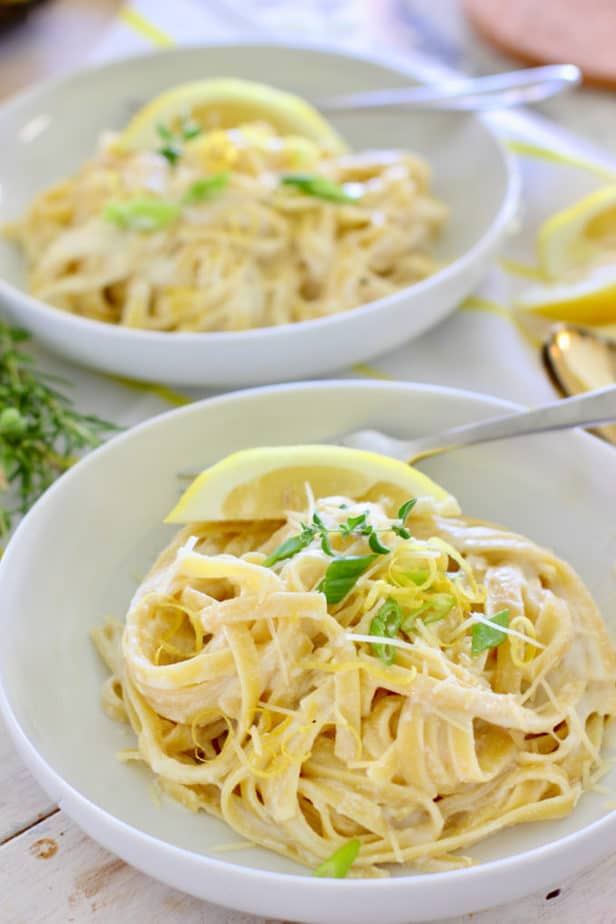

[341,385,616,464]
[315,64,581,113]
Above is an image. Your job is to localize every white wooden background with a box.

[2,1,616,922]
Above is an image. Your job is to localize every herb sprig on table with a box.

[0,322,118,537]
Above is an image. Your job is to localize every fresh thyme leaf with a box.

[156,123,174,141]
[339,512,368,536]
[280,174,358,204]
[0,323,118,537]
[392,524,411,539]
[181,172,229,204]
[103,197,181,231]
[158,143,182,165]
[368,529,389,554]
[181,118,202,141]
[471,609,510,657]
[370,597,402,664]
[313,839,360,878]
[156,118,202,165]
[319,554,377,605]
[398,498,417,523]
[263,530,314,568]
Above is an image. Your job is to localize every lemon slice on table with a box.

[119,78,347,153]
[537,186,616,281]
[516,187,616,325]
[165,445,459,524]
[516,263,616,325]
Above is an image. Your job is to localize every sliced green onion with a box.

[280,174,359,204]
[182,172,229,204]
[471,608,510,656]
[402,592,455,633]
[103,198,181,231]
[313,839,360,878]
[370,598,402,664]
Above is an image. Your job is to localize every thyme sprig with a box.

[264,499,417,604]
[0,322,119,537]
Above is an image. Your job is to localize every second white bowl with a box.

[0,42,518,386]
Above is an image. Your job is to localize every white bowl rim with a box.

[0,377,614,894]
[0,39,519,345]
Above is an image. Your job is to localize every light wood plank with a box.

[0,715,56,844]
[1,812,264,924]
[1,805,615,923]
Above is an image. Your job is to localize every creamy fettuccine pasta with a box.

[6,123,446,332]
[93,492,616,876]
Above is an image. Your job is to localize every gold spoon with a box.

[543,323,616,446]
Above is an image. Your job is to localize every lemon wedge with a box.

[120,78,347,153]
[537,186,616,281]
[165,445,459,524]
[516,263,616,325]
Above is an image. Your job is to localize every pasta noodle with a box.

[5,122,446,332]
[93,492,616,876]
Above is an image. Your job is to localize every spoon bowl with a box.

[543,323,616,446]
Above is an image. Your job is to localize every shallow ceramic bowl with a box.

[1,381,615,923]
[0,42,517,386]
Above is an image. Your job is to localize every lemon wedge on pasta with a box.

[120,78,347,153]
[165,445,459,523]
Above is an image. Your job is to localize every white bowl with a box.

[1,380,615,924]
[0,42,517,387]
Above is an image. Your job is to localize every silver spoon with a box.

[543,323,616,446]
[316,64,581,113]
[342,383,616,464]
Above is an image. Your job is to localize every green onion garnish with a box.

[182,172,229,204]
[402,592,455,633]
[471,608,510,657]
[313,839,360,878]
[103,197,181,231]
[370,598,403,664]
[281,174,359,204]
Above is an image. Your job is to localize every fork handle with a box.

[317,64,581,112]
[408,385,616,462]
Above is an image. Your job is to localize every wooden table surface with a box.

[2,2,616,922]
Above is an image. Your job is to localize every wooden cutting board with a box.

[463,0,616,89]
